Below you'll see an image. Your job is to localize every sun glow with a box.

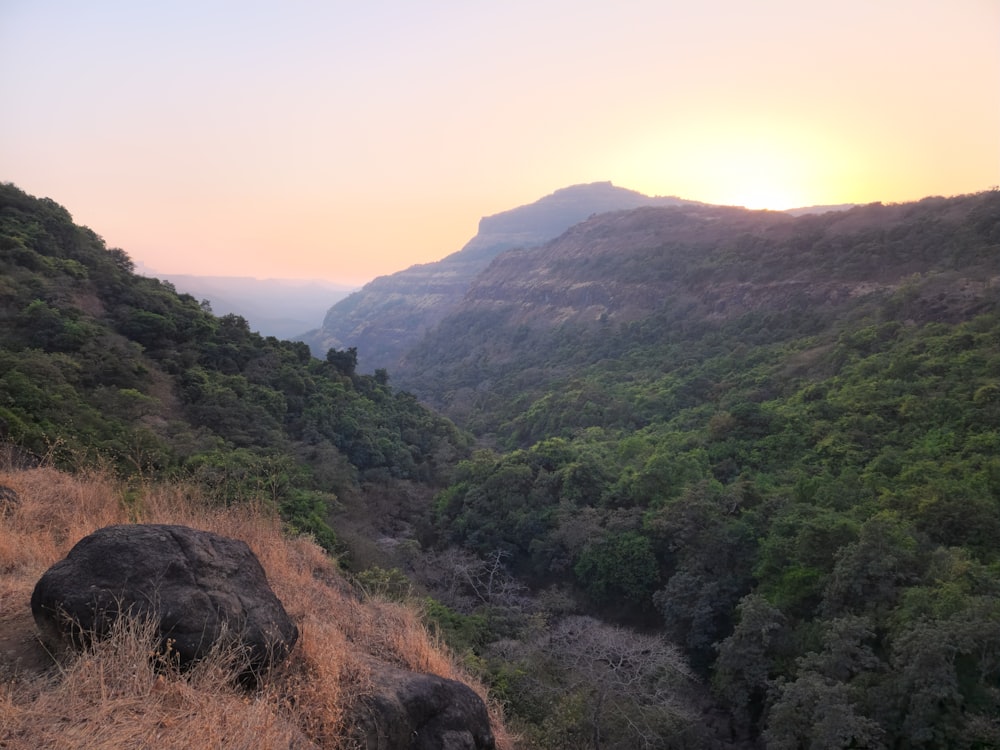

[615,120,860,211]
[721,176,804,212]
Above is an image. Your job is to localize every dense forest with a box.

[399,192,1000,748]
[3,181,1000,748]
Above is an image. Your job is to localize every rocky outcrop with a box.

[31,524,298,679]
[352,660,496,750]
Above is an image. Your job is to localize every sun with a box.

[726,182,803,211]
[682,139,815,210]
[614,120,855,211]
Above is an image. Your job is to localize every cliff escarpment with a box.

[300,182,696,370]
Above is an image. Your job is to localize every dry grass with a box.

[0,467,513,749]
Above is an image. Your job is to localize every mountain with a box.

[408,190,1000,746]
[398,194,1000,432]
[298,182,700,370]
[149,273,356,340]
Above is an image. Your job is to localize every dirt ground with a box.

[0,605,58,680]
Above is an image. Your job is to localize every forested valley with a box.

[2,182,999,748]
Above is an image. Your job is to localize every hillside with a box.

[398,191,1000,747]
[400,195,1000,433]
[0,466,509,748]
[6,179,1000,747]
[299,182,698,371]
[0,181,469,555]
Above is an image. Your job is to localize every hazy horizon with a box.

[2,1,997,286]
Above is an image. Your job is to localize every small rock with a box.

[352,660,496,750]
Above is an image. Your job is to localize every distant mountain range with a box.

[146,273,356,340]
[784,202,859,217]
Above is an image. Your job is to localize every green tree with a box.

[713,594,791,731]
[573,531,659,610]
[820,512,924,619]
[326,346,358,376]
[765,672,886,750]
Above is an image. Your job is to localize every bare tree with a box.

[547,615,698,750]
[417,547,530,614]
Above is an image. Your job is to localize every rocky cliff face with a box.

[450,205,799,331]
[422,195,999,338]
[298,182,696,370]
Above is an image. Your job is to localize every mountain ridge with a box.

[298,182,700,369]
[395,192,1000,432]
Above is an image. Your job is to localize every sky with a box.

[2,1,998,286]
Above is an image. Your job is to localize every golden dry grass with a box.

[0,467,513,749]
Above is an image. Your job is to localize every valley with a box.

[2,182,999,748]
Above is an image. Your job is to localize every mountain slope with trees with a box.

[402,195,1000,435]
[0,182,468,553]
[400,191,1000,747]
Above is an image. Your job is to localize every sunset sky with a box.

[2,1,998,285]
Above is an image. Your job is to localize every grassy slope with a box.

[0,464,511,749]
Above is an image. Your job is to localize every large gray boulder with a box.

[352,660,496,750]
[31,524,298,678]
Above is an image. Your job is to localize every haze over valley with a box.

[146,272,356,340]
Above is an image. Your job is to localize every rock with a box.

[30,524,298,679]
[352,660,496,750]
